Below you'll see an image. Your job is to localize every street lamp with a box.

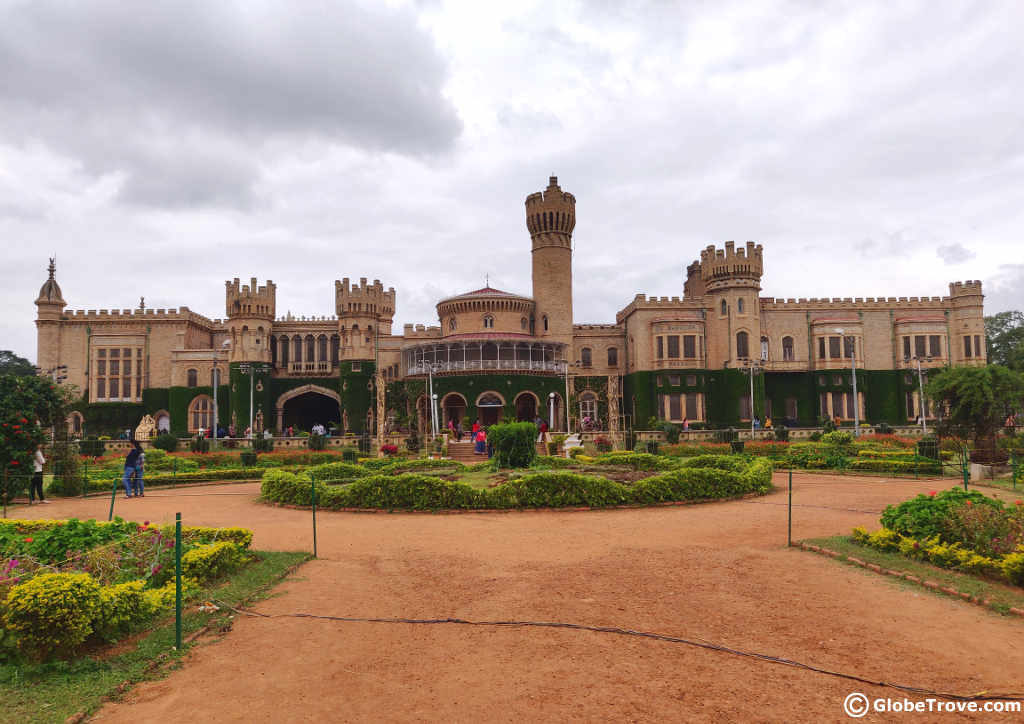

[912,355,932,435]
[426,362,442,439]
[559,359,581,434]
[736,358,763,436]
[834,328,860,437]
[238,362,271,440]
[211,360,219,450]
[548,391,556,433]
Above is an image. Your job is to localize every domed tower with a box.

[526,176,575,345]
[225,277,275,363]
[35,257,67,374]
[698,241,764,366]
[335,277,395,360]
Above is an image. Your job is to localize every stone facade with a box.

[34,177,987,438]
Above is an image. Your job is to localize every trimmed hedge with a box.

[181,542,247,581]
[591,452,678,471]
[261,455,773,511]
[487,422,539,468]
[846,459,942,475]
[307,461,372,484]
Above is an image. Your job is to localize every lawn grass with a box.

[0,550,310,724]
[802,535,1024,615]
[454,469,501,489]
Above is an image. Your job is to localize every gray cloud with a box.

[0,0,461,208]
[985,264,1024,314]
[937,243,976,265]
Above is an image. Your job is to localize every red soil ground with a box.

[10,473,1024,722]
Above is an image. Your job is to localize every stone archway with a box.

[441,392,467,429]
[276,384,342,434]
[475,391,505,427]
[514,391,539,422]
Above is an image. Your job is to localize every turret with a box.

[948,280,986,363]
[698,242,765,367]
[335,277,396,360]
[526,175,575,344]
[225,277,276,362]
[35,258,67,374]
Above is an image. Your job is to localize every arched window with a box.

[483,314,494,329]
[449,318,457,331]
[318,334,327,361]
[737,298,745,314]
[736,332,749,359]
[270,335,277,366]
[581,347,592,367]
[607,347,618,366]
[188,395,213,433]
[292,336,302,362]
[521,317,528,330]
[720,300,727,315]
[305,335,315,361]
[579,392,598,427]
[543,315,549,331]
[280,335,290,366]
[782,336,795,361]
[760,336,769,361]
[187,369,198,388]
[330,334,340,363]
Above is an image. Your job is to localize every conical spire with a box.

[35,257,66,306]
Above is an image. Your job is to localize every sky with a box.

[2,0,1022,364]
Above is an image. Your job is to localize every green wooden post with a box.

[787,469,792,547]
[108,476,118,521]
[82,459,88,498]
[311,478,318,558]
[172,457,177,489]
[175,512,182,650]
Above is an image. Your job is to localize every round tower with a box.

[526,175,575,345]
[35,258,67,375]
[698,241,764,366]
[948,280,985,363]
[225,277,275,363]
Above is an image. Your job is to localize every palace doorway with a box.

[514,392,538,422]
[475,392,504,426]
[441,392,467,428]
[276,385,342,434]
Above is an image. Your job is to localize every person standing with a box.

[132,442,145,498]
[30,445,49,504]
[456,420,463,442]
[123,441,142,498]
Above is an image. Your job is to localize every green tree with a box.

[984,311,1024,372]
[926,365,1024,444]
[0,350,35,377]
[0,374,71,502]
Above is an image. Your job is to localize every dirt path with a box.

[11,474,1024,722]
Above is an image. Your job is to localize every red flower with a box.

[928,491,937,497]
[143,520,150,526]
[12,425,19,430]
[10,461,18,466]
[24,537,33,543]
[966,500,973,507]
[1016,500,1022,506]
[19,418,27,424]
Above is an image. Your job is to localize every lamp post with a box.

[559,359,581,433]
[548,391,556,432]
[737,358,763,436]
[426,362,442,439]
[834,328,860,437]
[239,362,271,440]
[211,360,219,450]
[913,355,931,435]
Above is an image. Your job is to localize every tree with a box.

[927,365,1024,443]
[0,374,71,502]
[984,311,1024,372]
[0,350,35,377]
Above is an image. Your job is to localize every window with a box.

[761,336,769,361]
[579,392,598,422]
[964,335,972,358]
[929,335,941,357]
[482,315,494,329]
[904,336,912,360]
[817,375,826,386]
[785,397,798,420]
[819,392,829,417]
[818,338,826,360]
[656,375,664,387]
[271,335,277,366]
[187,369,198,388]
[974,335,982,359]
[667,336,680,358]
[668,375,681,386]
[521,317,528,330]
[306,335,315,361]
[833,375,843,386]
[914,335,926,358]
[607,347,618,366]
[738,298,745,314]
[188,395,213,433]
[280,336,290,366]
[669,394,682,420]
[843,337,855,359]
[293,337,302,362]
[828,337,841,359]
[351,361,361,372]
[656,337,664,358]
[782,336,794,361]
[580,347,592,367]
[543,315,548,331]
[684,393,698,420]
[739,395,752,420]
[449,318,457,331]
[686,375,697,386]
[831,391,844,417]
[331,335,340,363]
[683,335,696,359]
[736,331,749,359]
[96,379,106,399]
[720,300,727,316]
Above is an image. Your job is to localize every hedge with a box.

[846,459,942,475]
[77,467,264,492]
[591,452,678,471]
[181,542,247,581]
[487,422,539,468]
[260,455,773,511]
[306,461,372,484]
[0,519,252,550]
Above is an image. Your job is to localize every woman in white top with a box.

[31,445,49,504]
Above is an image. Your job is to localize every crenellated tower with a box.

[35,258,67,375]
[948,280,985,363]
[335,277,395,360]
[696,241,764,366]
[526,175,575,345]
[225,277,276,362]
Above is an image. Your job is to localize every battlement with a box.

[525,175,576,239]
[615,294,706,323]
[573,324,622,331]
[65,306,217,327]
[759,295,953,311]
[335,277,396,319]
[402,323,442,339]
[698,241,763,282]
[949,280,983,296]
[226,277,276,319]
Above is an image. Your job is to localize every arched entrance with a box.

[475,391,505,427]
[276,385,341,434]
[441,392,467,428]
[514,391,538,422]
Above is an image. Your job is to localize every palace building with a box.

[35,176,987,439]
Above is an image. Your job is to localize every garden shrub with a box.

[846,459,942,475]
[808,431,822,442]
[533,455,579,469]
[3,572,101,659]
[568,447,586,458]
[181,542,246,582]
[189,435,209,454]
[94,580,149,640]
[240,450,259,467]
[385,459,467,475]
[592,452,676,471]
[1003,547,1024,586]
[341,447,358,462]
[675,455,747,472]
[152,433,178,452]
[344,474,481,510]
[547,434,567,456]
[154,525,254,549]
[251,435,273,453]
[307,461,371,484]
[308,433,326,451]
[774,426,789,442]
[880,489,999,539]
[78,437,106,457]
[488,472,629,509]
[594,436,614,452]
[487,422,539,468]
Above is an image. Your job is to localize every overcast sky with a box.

[2,0,1022,364]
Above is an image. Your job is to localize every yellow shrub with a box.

[866,528,901,552]
[851,527,870,543]
[141,576,200,611]
[3,573,101,659]
[94,580,147,640]
[182,542,245,583]
[1001,546,1024,586]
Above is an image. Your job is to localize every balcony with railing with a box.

[283,361,335,376]
[404,339,568,377]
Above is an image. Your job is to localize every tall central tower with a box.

[526,175,575,345]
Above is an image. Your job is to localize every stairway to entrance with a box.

[445,440,549,462]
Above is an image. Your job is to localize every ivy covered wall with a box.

[340,361,375,434]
